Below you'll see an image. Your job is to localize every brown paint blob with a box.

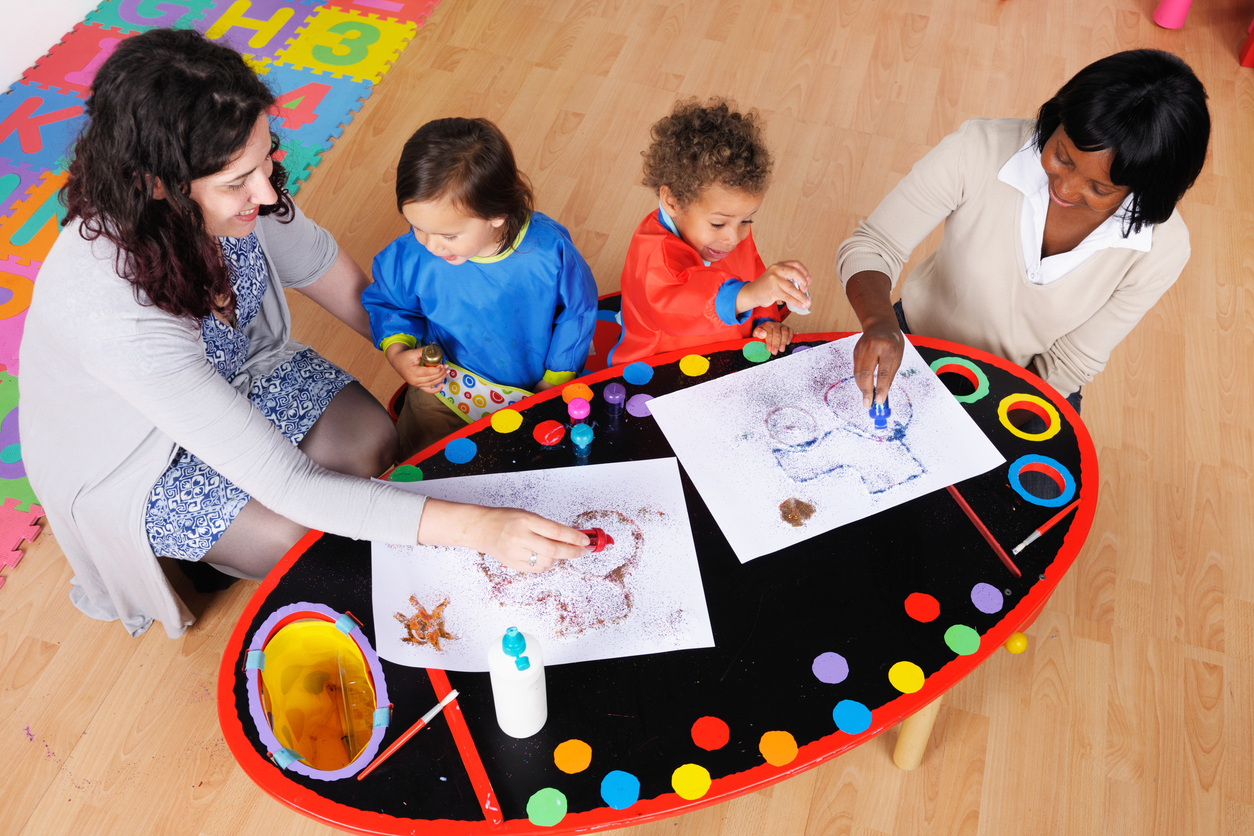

[778,498,816,527]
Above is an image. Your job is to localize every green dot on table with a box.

[526,787,567,827]
[944,623,981,655]
[742,341,770,363]
[389,465,423,482]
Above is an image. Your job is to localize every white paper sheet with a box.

[648,336,1006,562]
[371,458,714,671]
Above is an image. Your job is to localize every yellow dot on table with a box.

[490,409,522,433]
[679,354,710,376]
[562,383,594,403]
[671,763,711,800]
[1005,631,1029,654]
[888,661,925,693]
[553,738,592,774]
[758,730,798,767]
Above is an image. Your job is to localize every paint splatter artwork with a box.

[648,337,1005,562]
[370,458,714,671]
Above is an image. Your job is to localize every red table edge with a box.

[217,333,1098,835]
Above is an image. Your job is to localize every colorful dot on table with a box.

[758,730,798,767]
[553,739,592,774]
[623,362,654,385]
[1,443,19,464]
[691,716,729,751]
[888,661,925,693]
[971,582,1004,614]
[832,699,872,735]
[533,420,566,446]
[1005,631,1028,654]
[443,438,477,464]
[811,652,848,684]
[490,408,522,433]
[626,394,654,417]
[562,383,594,403]
[389,465,423,482]
[526,787,567,827]
[904,592,940,622]
[742,341,771,363]
[944,624,981,655]
[671,763,711,800]
[679,354,710,376]
[790,344,812,354]
[600,770,640,810]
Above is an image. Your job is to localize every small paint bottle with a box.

[487,627,547,738]
[868,397,891,435]
[785,277,811,315]
[571,423,593,460]
[567,397,591,426]
[603,383,626,416]
[420,343,444,366]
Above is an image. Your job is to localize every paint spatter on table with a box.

[971,582,1004,614]
[691,716,729,751]
[626,394,654,417]
[553,739,592,773]
[394,596,456,650]
[444,438,477,464]
[562,383,594,403]
[389,465,423,482]
[811,652,848,684]
[758,730,798,766]
[778,497,815,527]
[490,408,522,433]
[600,770,640,809]
[623,362,654,385]
[671,763,711,800]
[888,661,925,693]
[832,699,872,734]
[526,787,567,827]
[679,354,710,376]
[742,341,770,363]
[944,624,981,655]
[904,592,940,622]
[533,420,566,446]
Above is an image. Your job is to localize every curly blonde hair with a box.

[642,97,773,207]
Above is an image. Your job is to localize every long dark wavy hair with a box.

[63,28,292,320]
[394,118,533,256]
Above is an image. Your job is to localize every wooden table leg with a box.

[892,695,943,770]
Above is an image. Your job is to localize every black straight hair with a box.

[1033,49,1209,235]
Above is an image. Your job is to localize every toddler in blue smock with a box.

[364,117,598,459]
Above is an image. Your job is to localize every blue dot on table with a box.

[444,438,477,464]
[833,699,872,735]
[623,362,654,385]
[600,770,640,810]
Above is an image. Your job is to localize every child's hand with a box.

[737,261,812,314]
[386,344,449,393]
[753,321,794,355]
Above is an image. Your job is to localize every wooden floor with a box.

[3,1,1252,834]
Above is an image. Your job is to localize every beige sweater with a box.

[836,118,1189,396]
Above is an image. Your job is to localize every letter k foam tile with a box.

[276,6,416,83]
[0,85,86,174]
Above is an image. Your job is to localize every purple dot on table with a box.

[812,652,848,684]
[603,382,626,404]
[791,344,812,354]
[623,362,654,385]
[444,438,477,464]
[626,394,654,417]
[832,699,872,735]
[971,582,1004,614]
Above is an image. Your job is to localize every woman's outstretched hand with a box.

[844,270,904,406]
[416,498,590,572]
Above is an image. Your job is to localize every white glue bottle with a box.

[487,626,547,738]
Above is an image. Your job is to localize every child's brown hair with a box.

[642,97,773,207]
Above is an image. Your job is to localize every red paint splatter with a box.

[691,716,729,751]
[533,420,566,446]
[24,724,34,740]
[904,592,940,622]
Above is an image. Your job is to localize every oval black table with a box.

[218,333,1097,835]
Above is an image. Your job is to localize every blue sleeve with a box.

[363,240,429,350]
[715,279,752,326]
[543,237,598,375]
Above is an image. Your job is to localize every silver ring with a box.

[528,553,538,567]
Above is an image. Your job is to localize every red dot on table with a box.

[904,592,940,622]
[533,420,566,446]
[691,716,729,751]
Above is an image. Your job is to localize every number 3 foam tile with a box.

[276,6,416,83]
[259,62,371,150]
[21,23,137,100]
[196,0,318,62]
[86,0,216,34]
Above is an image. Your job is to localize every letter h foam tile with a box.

[22,23,137,100]
[259,62,371,151]
[274,6,416,84]
[86,0,217,34]
[196,0,318,62]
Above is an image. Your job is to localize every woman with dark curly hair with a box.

[609,97,812,366]
[838,49,1210,410]
[19,29,589,639]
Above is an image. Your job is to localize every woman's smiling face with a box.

[1039,126,1130,218]
[187,113,278,238]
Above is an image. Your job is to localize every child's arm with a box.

[364,243,438,384]
[537,240,599,390]
[738,259,811,355]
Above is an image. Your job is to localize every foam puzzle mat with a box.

[0,0,442,589]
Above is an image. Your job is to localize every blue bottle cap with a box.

[502,626,527,657]
[572,424,593,446]
[514,655,531,671]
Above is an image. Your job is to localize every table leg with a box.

[892,695,943,770]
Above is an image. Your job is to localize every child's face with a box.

[660,183,763,264]
[402,198,507,265]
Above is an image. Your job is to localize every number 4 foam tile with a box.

[276,6,416,84]
[0,497,45,575]
[22,23,137,100]
[0,158,48,224]
[325,0,440,26]
[86,0,216,34]
[258,62,371,151]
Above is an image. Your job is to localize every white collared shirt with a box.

[996,139,1152,285]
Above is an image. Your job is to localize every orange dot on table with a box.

[691,716,729,751]
[562,383,594,403]
[758,730,798,767]
[671,763,711,800]
[904,592,940,622]
[490,408,522,433]
[888,660,925,693]
[553,739,592,774]
[533,419,566,446]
